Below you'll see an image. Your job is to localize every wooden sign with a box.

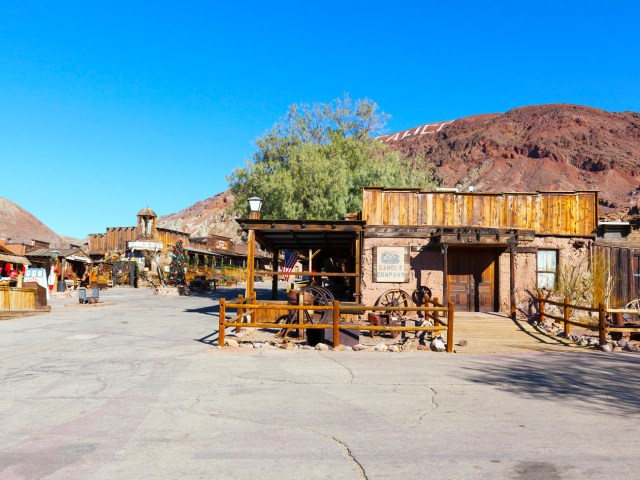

[373,246,410,283]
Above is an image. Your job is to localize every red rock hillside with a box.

[0,197,77,248]
[157,191,243,241]
[384,104,640,220]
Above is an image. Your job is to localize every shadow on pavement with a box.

[459,351,640,416]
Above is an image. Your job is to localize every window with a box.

[537,249,558,289]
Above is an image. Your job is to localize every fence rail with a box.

[218,296,455,352]
[537,293,640,345]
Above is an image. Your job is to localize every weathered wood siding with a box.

[595,245,640,307]
[362,188,597,236]
[0,287,36,311]
[89,227,190,255]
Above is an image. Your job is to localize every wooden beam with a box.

[271,248,278,300]
[355,232,362,303]
[510,244,516,320]
[245,212,259,299]
[442,244,449,304]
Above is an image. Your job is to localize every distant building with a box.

[87,207,270,282]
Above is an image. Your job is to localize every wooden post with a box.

[598,303,607,346]
[298,291,304,339]
[219,298,226,347]
[354,232,362,302]
[538,292,545,323]
[509,244,516,320]
[236,294,244,334]
[442,244,449,304]
[564,296,571,335]
[246,229,256,300]
[333,300,340,348]
[271,248,279,300]
[447,301,454,353]
[433,296,439,323]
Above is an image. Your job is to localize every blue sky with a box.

[1,1,639,238]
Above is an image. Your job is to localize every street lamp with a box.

[248,197,263,218]
[245,197,262,299]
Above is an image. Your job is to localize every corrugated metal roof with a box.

[183,247,220,256]
[26,248,86,258]
[0,253,31,265]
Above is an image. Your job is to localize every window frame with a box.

[537,249,559,290]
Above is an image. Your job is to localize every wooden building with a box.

[88,207,268,284]
[88,208,191,258]
[361,188,598,316]
[241,188,599,318]
[595,221,640,309]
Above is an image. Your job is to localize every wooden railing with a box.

[537,293,640,346]
[218,296,455,352]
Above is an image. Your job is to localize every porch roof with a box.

[238,219,366,253]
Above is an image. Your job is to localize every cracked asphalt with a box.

[1,285,639,480]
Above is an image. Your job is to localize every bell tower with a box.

[137,208,157,239]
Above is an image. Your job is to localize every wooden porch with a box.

[452,312,589,354]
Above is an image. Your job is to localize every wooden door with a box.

[448,250,498,312]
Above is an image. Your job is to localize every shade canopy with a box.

[238,219,365,254]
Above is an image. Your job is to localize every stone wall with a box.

[361,236,444,307]
[514,236,593,318]
[362,234,593,317]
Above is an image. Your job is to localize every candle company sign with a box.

[373,246,410,283]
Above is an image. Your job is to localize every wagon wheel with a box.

[375,289,411,309]
[623,299,640,322]
[301,285,334,324]
[412,286,432,306]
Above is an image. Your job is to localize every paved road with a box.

[1,285,639,480]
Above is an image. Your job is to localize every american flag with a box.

[282,250,298,282]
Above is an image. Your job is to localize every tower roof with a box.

[137,208,157,218]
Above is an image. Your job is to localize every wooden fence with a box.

[537,293,640,346]
[218,296,455,352]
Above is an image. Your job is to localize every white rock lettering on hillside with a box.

[376,121,453,143]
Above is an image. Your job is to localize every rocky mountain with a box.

[383,104,640,219]
[0,197,78,248]
[157,191,244,242]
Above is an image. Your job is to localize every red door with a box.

[448,250,498,312]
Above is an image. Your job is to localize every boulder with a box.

[431,337,446,352]
[225,339,239,348]
[374,342,388,352]
[315,343,330,351]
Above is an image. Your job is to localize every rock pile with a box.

[220,336,450,352]
[524,318,640,354]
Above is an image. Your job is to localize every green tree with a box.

[228,94,436,219]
